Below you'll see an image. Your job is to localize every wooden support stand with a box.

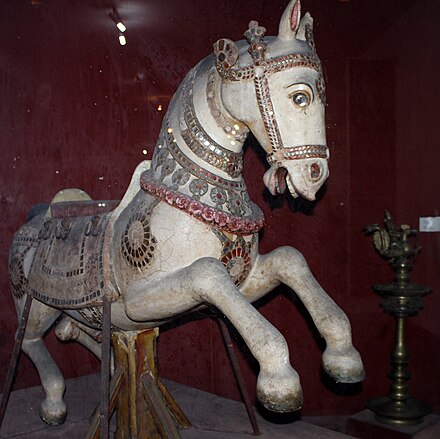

[86,328,191,439]
[1,308,259,439]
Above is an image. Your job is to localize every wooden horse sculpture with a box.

[3,0,364,433]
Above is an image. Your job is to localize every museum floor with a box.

[1,373,439,438]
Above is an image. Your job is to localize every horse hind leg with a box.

[241,247,365,384]
[15,296,66,425]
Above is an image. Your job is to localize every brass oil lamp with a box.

[364,210,431,425]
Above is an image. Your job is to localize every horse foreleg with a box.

[241,247,365,384]
[15,297,66,425]
[124,257,303,412]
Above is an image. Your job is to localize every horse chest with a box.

[113,198,259,291]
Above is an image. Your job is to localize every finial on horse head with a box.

[213,0,314,77]
[244,21,267,64]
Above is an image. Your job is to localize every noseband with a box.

[214,21,329,166]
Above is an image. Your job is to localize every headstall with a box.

[213,21,328,166]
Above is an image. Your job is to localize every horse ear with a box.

[213,38,239,71]
[296,12,314,44]
[278,0,301,39]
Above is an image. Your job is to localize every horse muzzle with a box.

[263,145,329,200]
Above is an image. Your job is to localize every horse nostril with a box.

[310,162,321,180]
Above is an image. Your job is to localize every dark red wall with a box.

[1,0,439,417]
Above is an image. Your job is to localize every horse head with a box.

[214,0,328,201]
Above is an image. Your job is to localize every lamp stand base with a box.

[347,409,440,439]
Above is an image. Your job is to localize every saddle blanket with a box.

[10,210,116,309]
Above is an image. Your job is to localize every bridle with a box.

[214,21,329,167]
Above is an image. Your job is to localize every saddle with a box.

[10,196,121,309]
[49,199,120,218]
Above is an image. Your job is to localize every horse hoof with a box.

[257,388,303,413]
[323,346,365,383]
[256,367,303,413]
[39,399,67,426]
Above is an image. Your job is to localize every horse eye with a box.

[292,92,310,107]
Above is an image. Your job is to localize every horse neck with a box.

[149,60,256,217]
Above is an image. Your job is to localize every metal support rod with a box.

[217,318,261,436]
[85,366,125,439]
[99,296,112,439]
[0,294,33,429]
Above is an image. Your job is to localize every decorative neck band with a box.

[206,68,249,142]
[181,70,243,178]
[163,118,246,192]
[140,171,264,236]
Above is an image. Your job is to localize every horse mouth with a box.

[264,160,328,200]
[285,174,299,198]
[274,166,301,198]
[264,164,299,197]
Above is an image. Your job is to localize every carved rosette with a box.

[121,208,157,270]
[9,251,27,299]
[213,229,256,286]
